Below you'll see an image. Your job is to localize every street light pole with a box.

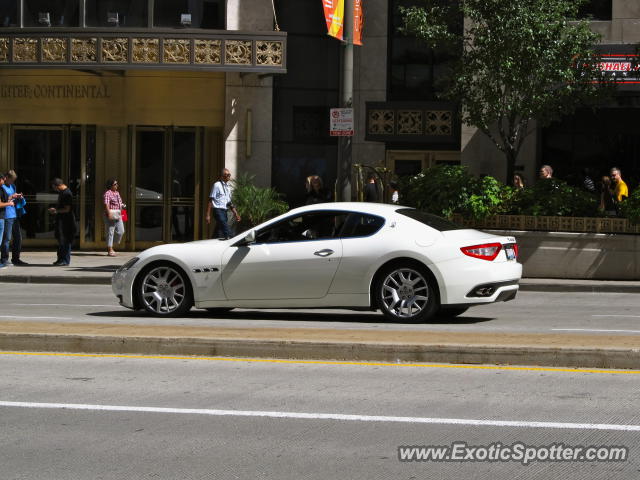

[337,0,354,201]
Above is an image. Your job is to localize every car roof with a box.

[287,202,407,216]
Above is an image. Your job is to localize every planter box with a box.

[452,214,640,234]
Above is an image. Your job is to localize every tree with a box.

[401,0,616,181]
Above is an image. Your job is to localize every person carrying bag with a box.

[103,178,125,256]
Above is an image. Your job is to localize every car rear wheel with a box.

[137,263,193,316]
[376,265,438,323]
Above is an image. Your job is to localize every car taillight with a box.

[460,243,502,261]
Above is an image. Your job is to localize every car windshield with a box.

[396,208,464,231]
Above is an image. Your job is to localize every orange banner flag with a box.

[323,0,344,41]
[354,0,364,46]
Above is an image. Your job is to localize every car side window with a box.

[340,213,385,238]
[255,211,348,244]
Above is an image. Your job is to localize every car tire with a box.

[136,262,193,316]
[204,307,234,315]
[438,306,469,318]
[375,264,438,323]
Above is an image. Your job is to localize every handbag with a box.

[121,208,128,222]
[109,209,121,221]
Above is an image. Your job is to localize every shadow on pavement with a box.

[87,309,495,325]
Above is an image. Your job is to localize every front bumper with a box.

[111,266,137,309]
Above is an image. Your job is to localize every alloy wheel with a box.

[380,268,430,320]
[140,265,188,315]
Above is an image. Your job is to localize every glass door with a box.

[133,127,199,248]
[13,128,64,245]
[13,125,96,248]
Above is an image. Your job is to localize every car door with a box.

[220,211,347,300]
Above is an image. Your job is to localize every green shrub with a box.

[508,179,597,217]
[619,189,640,224]
[231,173,289,228]
[399,165,509,220]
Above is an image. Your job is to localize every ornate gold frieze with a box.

[425,110,452,135]
[71,38,97,62]
[163,39,190,64]
[102,38,128,63]
[0,38,8,63]
[42,38,67,62]
[225,40,252,65]
[194,39,221,64]
[368,110,394,135]
[13,38,38,63]
[256,41,283,66]
[132,38,159,63]
[397,110,423,135]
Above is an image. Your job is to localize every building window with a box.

[86,0,148,27]
[24,0,79,27]
[577,0,612,20]
[154,0,224,29]
[293,107,335,143]
[0,1,18,27]
[388,0,462,101]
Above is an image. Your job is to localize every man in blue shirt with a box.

[205,168,241,239]
[1,170,27,266]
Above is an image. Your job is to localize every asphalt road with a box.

[2,283,640,336]
[1,351,639,479]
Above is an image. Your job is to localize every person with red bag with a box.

[103,178,125,257]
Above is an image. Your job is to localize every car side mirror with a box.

[242,230,256,245]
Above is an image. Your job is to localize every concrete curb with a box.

[518,282,640,294]
[2,333,640,370]
[0,275,111,285]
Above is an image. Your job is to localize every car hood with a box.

[138,239,226,261]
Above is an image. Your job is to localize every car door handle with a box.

[314,249,334,257]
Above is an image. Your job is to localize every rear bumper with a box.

[435,258,522,305]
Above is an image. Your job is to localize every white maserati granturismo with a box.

[112,203,522,323]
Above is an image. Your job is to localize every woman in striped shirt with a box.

[103,178,125,256]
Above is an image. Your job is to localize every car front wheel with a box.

[376,265,438,323]
[137,263,193,316]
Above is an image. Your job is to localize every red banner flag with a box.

[323,0,344,41]
[354,0,364,46]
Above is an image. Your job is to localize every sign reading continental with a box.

[0,84,111,99]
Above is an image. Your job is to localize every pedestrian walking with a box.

[610,167,629,204]
[512,174,525,189]
[364,173,379,202]
[205,168,241,239]
[305,175,331,205]
[599,176,616,216]
[48,178,76,266]
[1,170,26,266]
[539,165,553,179]
[103,178,125,256]
[0,173,17,269]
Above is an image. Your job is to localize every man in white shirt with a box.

[205,168,241,239]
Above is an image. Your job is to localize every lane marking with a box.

[592,315,640,318]
[0,316,72,320]
[11,304,122,308]
[1,351,638,375]
[553,328,640,334]
[1,400,639,432]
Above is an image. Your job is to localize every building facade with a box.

[0,0,284,249]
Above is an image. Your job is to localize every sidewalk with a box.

[1,250,639,369]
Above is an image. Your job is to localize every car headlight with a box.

[119,257,140,271]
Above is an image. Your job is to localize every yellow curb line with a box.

[1,351,638,375]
